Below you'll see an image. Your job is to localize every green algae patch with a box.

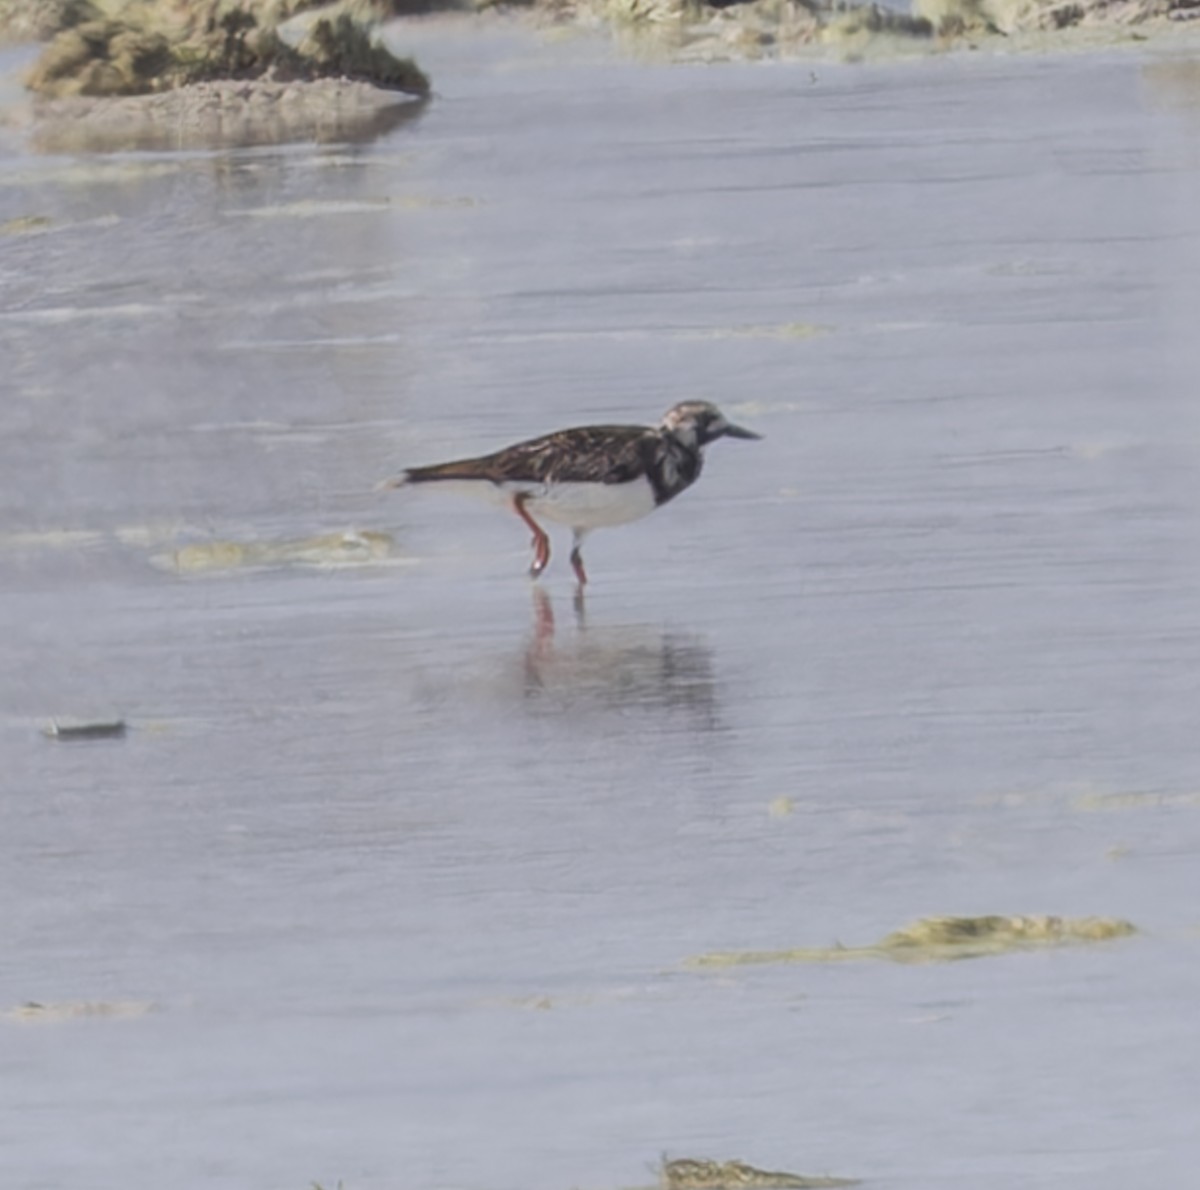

[228,194,476,218]
[661,1158,859,1190]
[0,524,406,572]
[1073,790,1200,812]
[685,914,1138,968]
[877,914,1136,958]
[1,214,54,235]
[699,322,831,342]
[687,945,859,968]
[152,529,400,574]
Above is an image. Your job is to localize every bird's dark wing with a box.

[405,425,660,486]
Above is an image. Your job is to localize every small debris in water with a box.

[767,795,794,818]
[4,999,154,1022]
[685,914,1138,968]
[661,1158,860,1190]
[42,718,127,741]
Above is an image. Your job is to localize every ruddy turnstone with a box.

[383,400,761,584]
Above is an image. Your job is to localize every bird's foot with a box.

[529,541,550,578]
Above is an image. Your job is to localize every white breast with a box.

[516,478,658,530]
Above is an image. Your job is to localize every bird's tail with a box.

[375,471,412,492]
[379,459,496,490]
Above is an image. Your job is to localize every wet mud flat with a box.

[4,16,1200,1190]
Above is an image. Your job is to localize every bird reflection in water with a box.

[523,586,719,724]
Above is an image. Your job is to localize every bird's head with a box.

[659,400,762,448]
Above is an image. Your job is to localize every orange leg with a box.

[513,493,551,578]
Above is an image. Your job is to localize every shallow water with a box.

[3,23,1200,1190]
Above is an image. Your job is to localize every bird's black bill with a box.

[723,423,762,440]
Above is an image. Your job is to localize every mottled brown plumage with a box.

[403,424,664,489]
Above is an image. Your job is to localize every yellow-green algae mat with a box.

[3,1000,155,1023]
[151,529,398,574]
[658,1158,859,1190]
[685,915,1137,968]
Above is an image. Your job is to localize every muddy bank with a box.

[913,0,1200,34]
[0,0,444,48]
[552,0,1200,60]
[8,0,1200,84]
[472,0,1189,60]
[23,7,429,99]
[13,75,426,150]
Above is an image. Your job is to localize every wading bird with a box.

[383,400,761,585]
